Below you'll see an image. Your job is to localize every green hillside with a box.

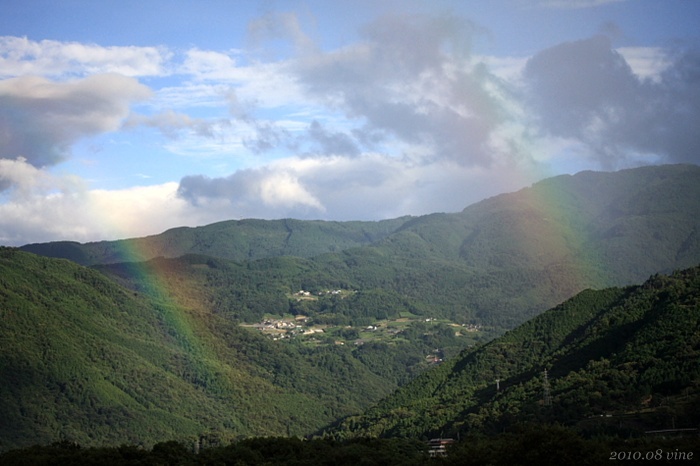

[0,248,398,451]
[328,265,700,440]
[363,164,700,326]
[5,264,698,464]
[94,165,700,336]
[20,217,413,266]
[23,165,700,333]
[5,164,700,453]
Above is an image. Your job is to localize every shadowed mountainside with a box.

[327,265,700,440]
[0,248,398,451]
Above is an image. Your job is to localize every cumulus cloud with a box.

[292,13,514,166]
[88,183,203,239]
[0,180,216,246]
[177,160,325,218]
[172,12,542,223]
[172,15,700,226]
[523,35,700,166]
[168,12,538,222]
[0,158,192,246]
[0,74,151,170]
[177,152,534,222]
[2,10,698,246]
[0,156,60,195]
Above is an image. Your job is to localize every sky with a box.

[0,0,699,246]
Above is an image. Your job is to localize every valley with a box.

[242,288,487,348]
[241,310,486,353]
[2,165,700,461]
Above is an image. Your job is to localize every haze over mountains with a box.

[4,164,700,453]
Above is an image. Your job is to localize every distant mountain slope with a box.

[23,165,700,276]
[20,217,413,266]
[376,163,700,284]
[328,265,700,439]
[0,248,402,451]
[22,165,700,332]
[308,164,700,327]
[454,163,700,282]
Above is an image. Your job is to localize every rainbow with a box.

[104,237,220,381]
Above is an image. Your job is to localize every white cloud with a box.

[0,157,55,194]
[617,46,671,82]
[182,49,242,81]
[259,170,324,210]
[88,183,199,238]
[1,8,697,248]
[177,151,540,223]
[180,48,304,108]
[0,36,170,78]
[291,14,517,167]
[124,109,219,139]
[0,179,219,246]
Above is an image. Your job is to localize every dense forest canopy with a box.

[3,165,700,459]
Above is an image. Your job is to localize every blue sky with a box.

[0,0,698,245]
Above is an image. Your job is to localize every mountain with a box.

[0,248,416,451]
[20,217,413,266]
[327,265,700,440]
[3,259,699,463]
[21,164,700,333]
[6,164,700,451]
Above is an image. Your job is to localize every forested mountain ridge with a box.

[22,164,700,332]
[0,247,441,451]
[5,164,700,453]
[22,165,700,275]
[20,217,414,266]
[3,253,699,461]
[327,265,700,440]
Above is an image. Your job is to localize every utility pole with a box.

[542,368,552,407]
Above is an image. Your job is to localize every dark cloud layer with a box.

[306,120,360,157]
[242,121,291,154]
[524,35,700,165]
[0,74,150,169]
[294,13,506,165]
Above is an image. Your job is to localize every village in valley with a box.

[239,288,484,363]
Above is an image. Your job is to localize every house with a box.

[427,438,454,457]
